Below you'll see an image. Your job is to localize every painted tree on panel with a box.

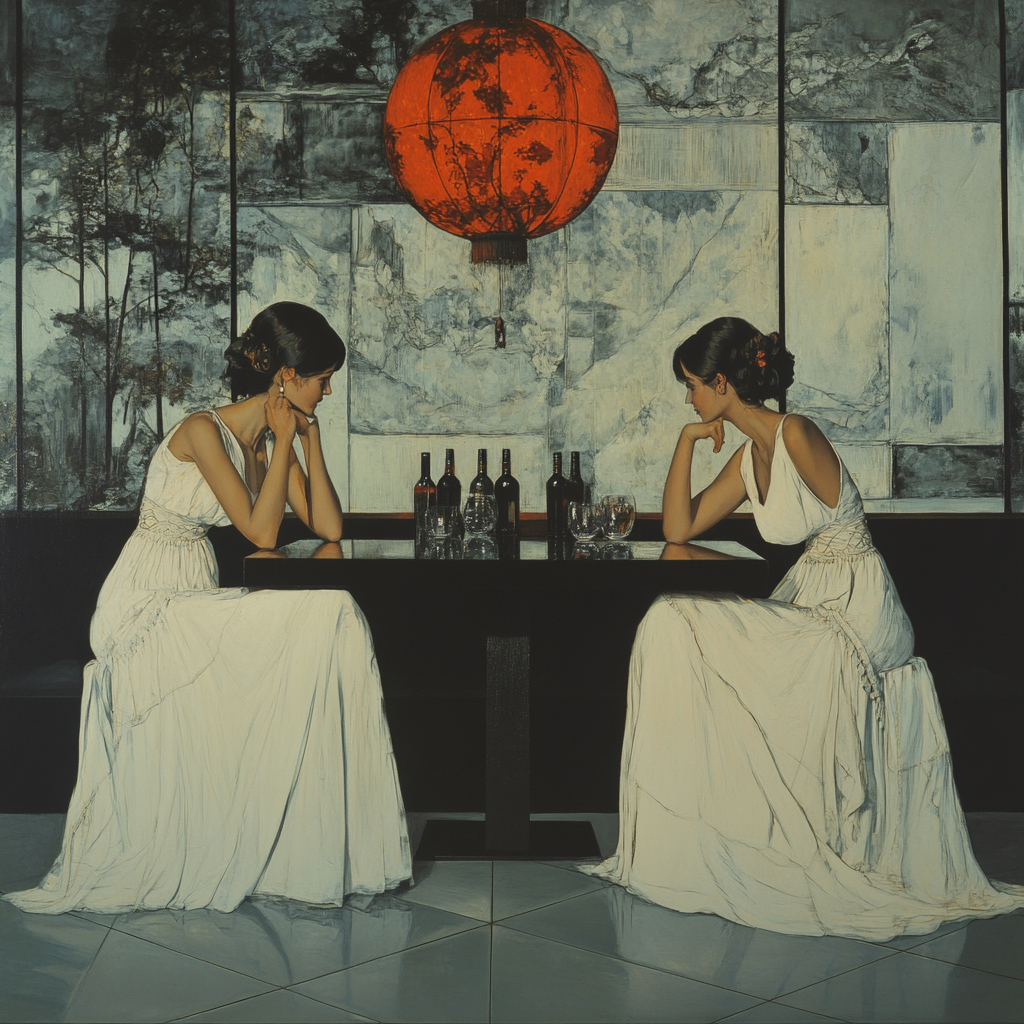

[22,0,230,509]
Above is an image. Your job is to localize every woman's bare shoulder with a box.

[782,414,840,506]
[167,411,222,463]
[782,414,834,458]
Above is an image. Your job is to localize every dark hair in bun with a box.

[224,302,346,401]
[673,316,794,405]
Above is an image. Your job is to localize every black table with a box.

[244,538,768,859]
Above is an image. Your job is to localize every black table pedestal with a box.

[416,633,602,860]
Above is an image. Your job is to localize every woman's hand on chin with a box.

[266,389,298,442]
[682,417,725,453]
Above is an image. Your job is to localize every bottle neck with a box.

[501,449,511,475]
[420,452,430,478]
[552,453,562,475]
[445,448,455,474]
[477,450,487,475]
[570,452,581,477]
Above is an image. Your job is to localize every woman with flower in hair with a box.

[587,316,1023,939]
[4,302,412,914]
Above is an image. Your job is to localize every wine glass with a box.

[568,501,601,541]
[463,493,498,536]
[599,494,636,540]
[422,505,462,559]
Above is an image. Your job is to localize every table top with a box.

[243,537,770,600]
[251,538,765,562]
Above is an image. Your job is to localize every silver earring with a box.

[278,383,285,395]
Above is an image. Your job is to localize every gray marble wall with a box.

[237,0,780,512]
[0,4,14,510]
[785,0,1006,511]
[1009,0,1024,512]
[4,0,1019,512]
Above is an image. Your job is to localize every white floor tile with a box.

[490,925,760,1022]
[174,988,376,1022]
[294,925,491,1023]
[500,884,894,999]
[61,929,272,1022]
[779,948,1024,1023]
[111,892,482,987]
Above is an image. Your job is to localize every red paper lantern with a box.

[383,0,618,264]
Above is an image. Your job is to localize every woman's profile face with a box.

[282,367,337,415]
[680,363,719,421]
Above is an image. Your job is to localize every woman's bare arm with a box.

[176,412,293,549]
[662,419,748,544]
[783,415,840,510]
[284,421,344,542]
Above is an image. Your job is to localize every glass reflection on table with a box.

[266,539,756,562]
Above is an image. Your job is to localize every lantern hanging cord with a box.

[495,265,506,348]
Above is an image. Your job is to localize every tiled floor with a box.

[1,812,1022,1023]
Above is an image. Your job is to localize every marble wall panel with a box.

[550,0,777,120]
[564,189,778,511]
[1012,315,1024,513]
[831,443,891,500]
[236,0,459,91]
[236,98,302,202]
[785,0,1000,122]
[888,123,1002,444]
[892,444,1003,499]
[299,93,399,202]
[236,205,353,505]
[348,204,565,438]
[1011,92,1024,308]
[0,107,15,509]
[784,205,889,441]
[1009,3,1024,510]
[785,123,888,204]
[349,434,548,513]
[1,0,13,104]
[603,123,777,191]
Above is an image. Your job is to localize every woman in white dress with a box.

[587,317,1023,940]
[4,302,412,914]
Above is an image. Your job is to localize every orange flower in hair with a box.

[756,350,766,368]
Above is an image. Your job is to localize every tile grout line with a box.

[490,912,870,1005]
[898,942,1024,985]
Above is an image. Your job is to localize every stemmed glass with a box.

[462,494,498,559]
[568,501,601,559]
[599,494,636,540]
[421,505,463,559]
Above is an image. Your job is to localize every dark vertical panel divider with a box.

[1002,0,1013,512]
[777,0,787,414]
[229,0,237,347]
[14,0,23,510]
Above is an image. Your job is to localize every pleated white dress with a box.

[587,417,1024,939]
[4,411,412,914]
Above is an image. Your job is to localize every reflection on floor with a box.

[1,812,1022,1023]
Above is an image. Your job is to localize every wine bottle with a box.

[469,448,494,496]
[413,451,436,558]
[436,447,462,509]
[567,451,585,505]
[494,448,520,559]
[546,452,569,554]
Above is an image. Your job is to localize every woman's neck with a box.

[723,401,785,454]
[218,393,270,450]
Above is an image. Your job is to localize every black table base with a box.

[415,819,601,860]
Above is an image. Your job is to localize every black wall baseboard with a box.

[1,513,1021,812]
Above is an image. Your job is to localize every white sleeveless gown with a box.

[4,411,412,914]
[587,417,1023,939]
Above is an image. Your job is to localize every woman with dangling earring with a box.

[4,302,412,915]
[585,315,1023,940]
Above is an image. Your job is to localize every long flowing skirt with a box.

[586,594,1024,940]
[4,587,411,914]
